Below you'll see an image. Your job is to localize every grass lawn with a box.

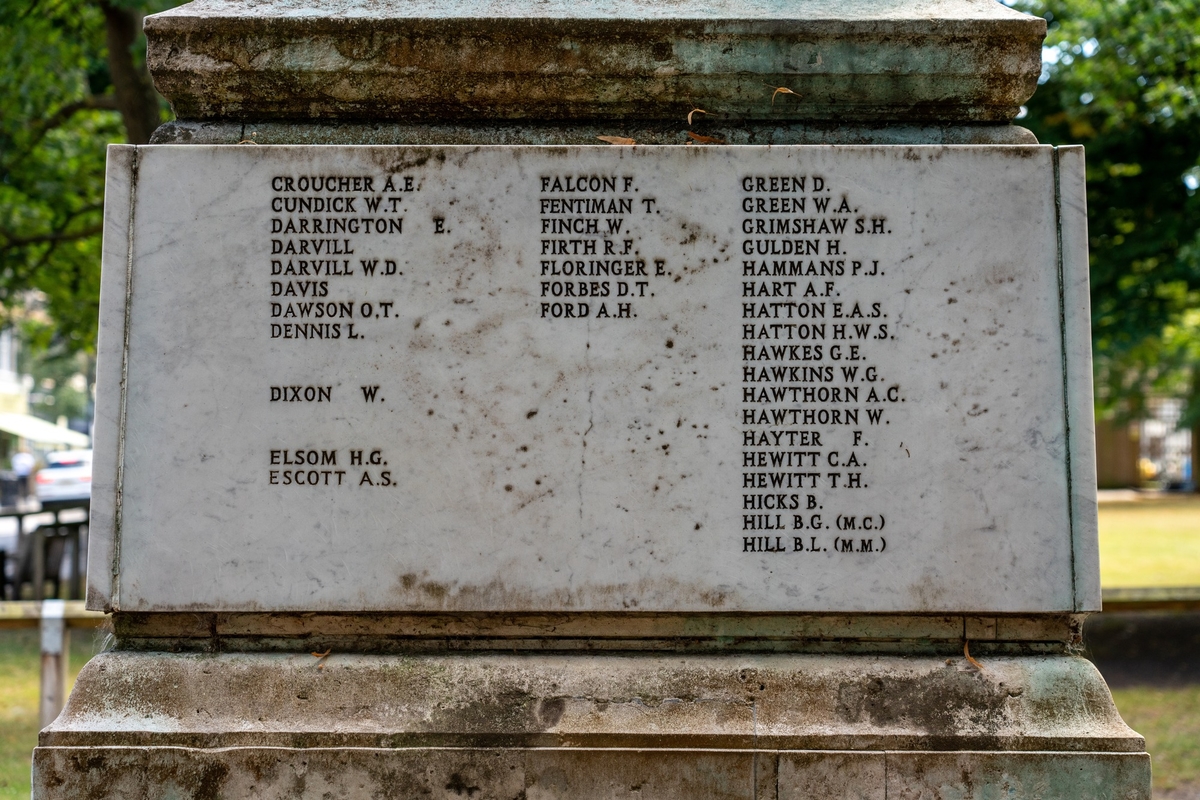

[0,630,92,800]
[1112,685,1200,796]
[1099,495,1200,587]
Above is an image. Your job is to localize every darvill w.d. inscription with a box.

[88,145,1097,614]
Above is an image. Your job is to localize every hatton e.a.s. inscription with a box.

[88,145,1098,614]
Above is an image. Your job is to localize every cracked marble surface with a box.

[89,144,1096,614]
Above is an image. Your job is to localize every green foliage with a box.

[1017,0,1200,421]
[26,351,91,423]
[0,0,172,362]
[0,1,121,356]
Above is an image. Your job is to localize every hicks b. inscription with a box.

[93,145,1092,613]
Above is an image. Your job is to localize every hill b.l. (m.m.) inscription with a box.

[88,145,1096,615]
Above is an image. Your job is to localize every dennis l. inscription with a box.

[89,145,1097,614]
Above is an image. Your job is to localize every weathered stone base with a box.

[34,652,1150,799]
[35,746,1149,800]
[150,119,1039,146]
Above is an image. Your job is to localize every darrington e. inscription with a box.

[89,145,1098,614]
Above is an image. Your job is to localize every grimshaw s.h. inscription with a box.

[89,145,1097,614]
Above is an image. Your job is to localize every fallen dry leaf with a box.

[597,135,636,145]
[771,86,800,106]
[963,640,984,671]
[687,108,708,126]
[686,131,726,145]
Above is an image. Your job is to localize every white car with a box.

[35,450,92,503]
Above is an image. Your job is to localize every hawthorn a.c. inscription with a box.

[263,164,898,556]
[93,145,1093,613]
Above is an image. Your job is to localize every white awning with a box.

[0,413,90,447]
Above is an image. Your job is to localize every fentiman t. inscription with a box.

[88,145,1098,615]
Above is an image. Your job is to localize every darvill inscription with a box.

[89,145,1097,614]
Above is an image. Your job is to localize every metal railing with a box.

[0,501,89,601]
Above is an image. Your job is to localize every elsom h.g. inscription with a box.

[88,145,1097,614]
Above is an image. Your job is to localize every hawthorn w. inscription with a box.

[95,144,1089,612]
[739,173,895,557]
[258,160,904,552]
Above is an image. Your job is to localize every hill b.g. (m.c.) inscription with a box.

[88,145,1097,615]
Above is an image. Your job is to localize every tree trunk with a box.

[99,2,161,144]
[1191,368,1200,492]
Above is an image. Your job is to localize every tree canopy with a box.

[0,0,165,359]
[1018,0,1200,421]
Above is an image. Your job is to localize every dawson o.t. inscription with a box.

[266,165,897,556]
[90,145,1096,614]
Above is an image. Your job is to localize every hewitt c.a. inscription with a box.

[262,164,899,557]
[90,145,1095,613]
[739,173,893,557]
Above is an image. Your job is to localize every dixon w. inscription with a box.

[88,145,1098,614]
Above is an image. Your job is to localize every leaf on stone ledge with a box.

[771,86,800,106]
[687,108,708,126]
[686,131,726,145]
[597,136,636,145]
[963,641,985,671]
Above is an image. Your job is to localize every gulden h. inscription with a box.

[88,145,1097,614]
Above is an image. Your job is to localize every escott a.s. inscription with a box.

[89,145,1098,613]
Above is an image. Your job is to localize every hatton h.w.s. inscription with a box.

[88,145,1097,614]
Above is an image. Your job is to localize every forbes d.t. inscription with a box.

[90,145,1096,614]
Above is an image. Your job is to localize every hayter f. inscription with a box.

[740,172,894,555]
[91,145,1092,613]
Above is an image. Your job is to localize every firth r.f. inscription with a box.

[89,145,1098,614]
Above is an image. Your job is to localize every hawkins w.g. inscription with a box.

[88,145,1098,614]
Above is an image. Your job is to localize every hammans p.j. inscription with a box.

[88,145,1097,614]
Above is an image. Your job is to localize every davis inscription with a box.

[89,145,1098,614]
[265,165,893,549]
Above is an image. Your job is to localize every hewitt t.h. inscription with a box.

[87,145,1097,615]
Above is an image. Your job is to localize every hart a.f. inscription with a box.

[264,165,889,540]
[88,145,1097,614]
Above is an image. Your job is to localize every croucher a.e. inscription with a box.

[88,145,1097,614]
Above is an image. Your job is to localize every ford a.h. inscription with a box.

[88,144,1096,615]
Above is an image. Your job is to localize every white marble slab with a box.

[88,144,1097,614]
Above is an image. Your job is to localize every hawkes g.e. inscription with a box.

[88,145,1097,614]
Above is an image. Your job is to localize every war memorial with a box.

[32,0,1151,796]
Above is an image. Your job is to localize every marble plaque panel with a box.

[88,145,1098,614]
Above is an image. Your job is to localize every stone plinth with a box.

[146,0,1043,124]
[33,1,1151,798]
[37,652,1148,799]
